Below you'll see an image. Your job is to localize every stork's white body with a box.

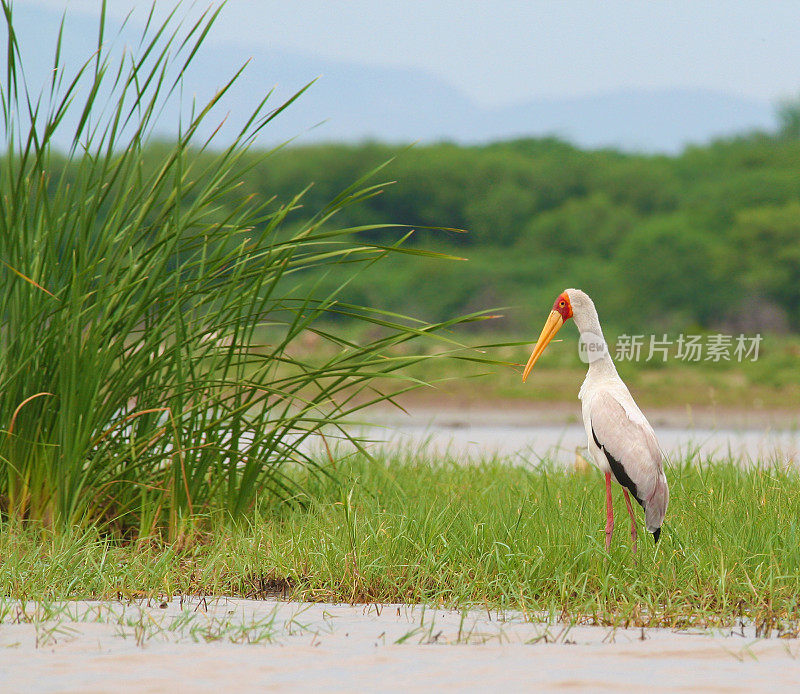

[568,289,669,536]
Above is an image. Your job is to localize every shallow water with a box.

[3,598,799,693]
[346,412,800,465]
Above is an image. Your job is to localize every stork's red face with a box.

[522,292,573,383]
[552,292,573,321]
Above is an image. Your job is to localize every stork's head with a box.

[522,288,603,381]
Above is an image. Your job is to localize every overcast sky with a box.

[26,0,800,108]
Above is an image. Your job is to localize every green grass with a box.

[3,452,800,634]
[0,2,493,536]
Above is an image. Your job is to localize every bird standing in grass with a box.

[522,288,668,552]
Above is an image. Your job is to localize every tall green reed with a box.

[0,2,489,538]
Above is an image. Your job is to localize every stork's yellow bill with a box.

[522,292,573,382]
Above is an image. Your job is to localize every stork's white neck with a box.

[568,289,618,377]
[572,302,603,337]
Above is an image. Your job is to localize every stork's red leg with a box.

[622,488,638,554]
[604,472,614,550]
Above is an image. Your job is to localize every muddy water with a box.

[3,598,799,692]
[346,408,800,465]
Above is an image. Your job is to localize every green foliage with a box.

[732,202,800,324]
[23,125,800,332]
[777,96,800,140]
[614,214,727,326]
[518,193,636,259]
[0,3,489,535]
[212,130,800,332]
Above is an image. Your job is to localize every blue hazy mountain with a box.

[3,6,777,153]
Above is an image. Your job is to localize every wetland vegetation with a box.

[2,2,800,637]
[4,453,800,634]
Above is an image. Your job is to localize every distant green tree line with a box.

[27,108,800,333]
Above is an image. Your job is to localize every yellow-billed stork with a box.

[522,288,669,551]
